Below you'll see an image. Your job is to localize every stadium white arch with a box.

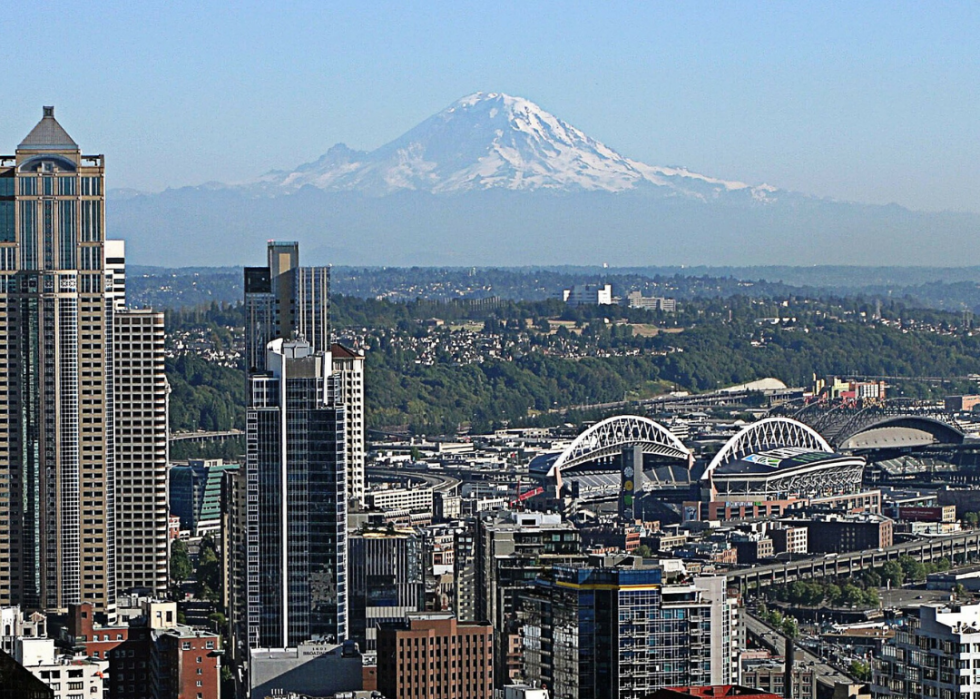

[548,415,692,493]
[701,417,832,481]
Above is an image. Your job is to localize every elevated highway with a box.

[727,529,980,589]
[168,429,243,444]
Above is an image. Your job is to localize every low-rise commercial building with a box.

[248,643,364,699]
[376,613,493,699]
[782,514,893,554]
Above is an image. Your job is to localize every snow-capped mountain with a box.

[255,92,776,201]
[110,92,980,268]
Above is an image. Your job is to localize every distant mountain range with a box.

[108,92,980,267]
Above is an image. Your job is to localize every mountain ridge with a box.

[106,92,980,267]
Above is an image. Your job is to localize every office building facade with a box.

[330,343,365,505]
[377,613,493,699]
[112,309,169,596]
[349,529,425,650]
[244,242,329,378]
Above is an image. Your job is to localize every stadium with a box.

[528,415,867,511]
[700,418,866,500]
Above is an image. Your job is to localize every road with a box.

[744,611,854,690]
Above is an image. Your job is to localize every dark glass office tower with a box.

[244,339,347,648]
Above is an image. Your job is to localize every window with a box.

[0,201,13,242]
[20,176,37,195]
[59,177,76,195]
[81,177,100,196]
[81,200,100,241]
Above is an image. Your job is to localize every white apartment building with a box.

[331,343,366,506]
[562,283,613,306]
[874,602,980,699]
[3,606,104,699]
[366,486,434,513]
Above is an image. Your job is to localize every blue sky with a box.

[2,2,978,212]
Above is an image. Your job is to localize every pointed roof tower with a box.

[18,106,78,151]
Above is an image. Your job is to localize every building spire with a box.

[18,105,79,151]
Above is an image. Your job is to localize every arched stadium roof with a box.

[545,415,692,491]
[702,417,832,481]
[837,415,966,451]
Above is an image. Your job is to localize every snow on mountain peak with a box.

[257,93,776,201]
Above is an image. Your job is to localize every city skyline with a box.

[1,3,979,213]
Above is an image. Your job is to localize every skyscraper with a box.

[112,309,169,596]
[244,339,347,647]
[330,343,365,505]
[349,528,425,650]
[244,242,329,378]
[0,108,170,614]
[0,108,117,613]
[239,241,349,650]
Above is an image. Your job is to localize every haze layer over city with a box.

[3,5,980,699]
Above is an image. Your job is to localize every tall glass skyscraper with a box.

[238,242,347,649]
[245,339,347,647]
[0,108,169,614]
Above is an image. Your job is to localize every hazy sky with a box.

[2,2,978,212]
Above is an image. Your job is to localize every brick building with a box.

[783,514,893,554]
[377,613,493,699]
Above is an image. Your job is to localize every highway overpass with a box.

[727,529,980,589]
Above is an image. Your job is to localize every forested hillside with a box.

[163,292,980,436]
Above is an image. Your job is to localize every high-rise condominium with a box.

[239,242,349,649]
[0,107,169,613]
[244,339,347,647]
[244,241,364,505]
[113,307,169,596]
[330,343,365,505]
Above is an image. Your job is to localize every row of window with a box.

[13,176,101,197]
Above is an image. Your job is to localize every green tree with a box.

[900,555,927,583]
[842,584,865,608]
[170,540,192,585]
[850,661,872,682]
[196,535,223,604]
[966,512,979,529]
[782,617,799,639]
[825,583,842,606]
[881,561,905,588]
[634,545,654,558]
